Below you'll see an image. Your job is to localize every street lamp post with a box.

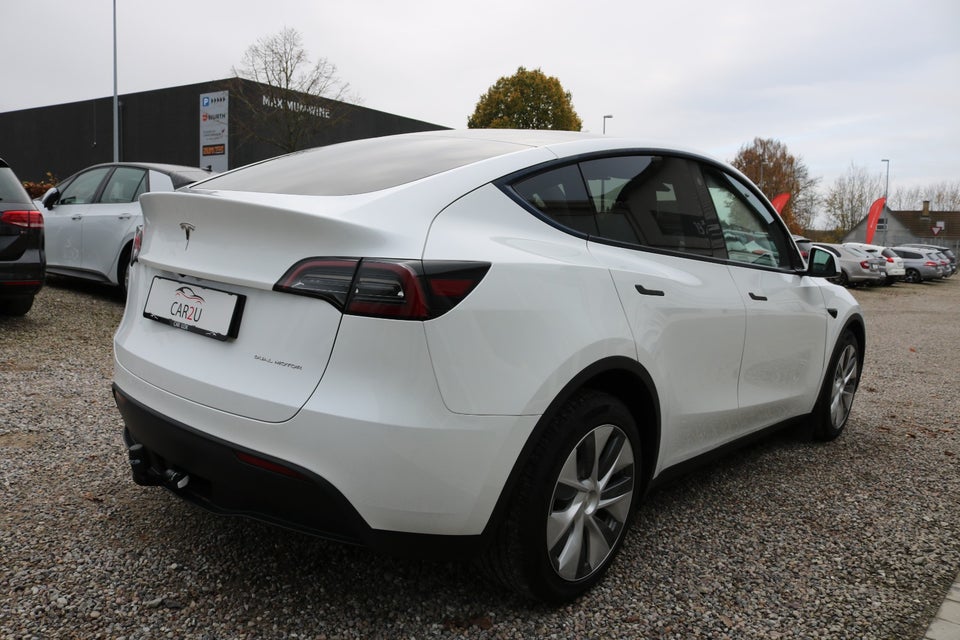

[603,114,613,134]
[881,159,890,245]
[113,0,119,163]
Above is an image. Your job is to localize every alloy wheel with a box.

[830,344,859,429]
[546,424,635,582]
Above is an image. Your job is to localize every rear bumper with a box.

[113,384,488,559]
[0,255,44,296]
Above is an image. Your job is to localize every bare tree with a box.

[823,163,884,234]
[731,138,820,233]
[890,181,960,211]
[231,27,356,153]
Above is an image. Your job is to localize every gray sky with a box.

[4,0,958,198]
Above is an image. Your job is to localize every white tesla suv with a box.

[113,130,864,602]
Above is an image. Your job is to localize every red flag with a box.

[865,197,886,244]
[770,193,790,214]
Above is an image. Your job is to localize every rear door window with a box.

[579,155,721,256]
[510,154,724,258]
[100,167,147,203]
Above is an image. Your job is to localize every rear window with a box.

[0,167,31,205]
[846,246,867,257]
[193,135,530,196]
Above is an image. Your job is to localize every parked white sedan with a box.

[37,162,213,294]
[113,130,865,602]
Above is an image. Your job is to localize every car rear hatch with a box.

[0,166,42,263]
[116,188,436,422]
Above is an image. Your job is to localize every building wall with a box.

[843,216,915,247]
[842,205,959,251]
[0,79,447,182]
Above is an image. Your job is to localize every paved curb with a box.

[925,573,960,640]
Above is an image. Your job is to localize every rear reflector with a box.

[235,451,307,480]
[0,210,43,228]
[274,258,490,320]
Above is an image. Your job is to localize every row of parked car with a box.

[0,158,212,315]
[793,235,957,287]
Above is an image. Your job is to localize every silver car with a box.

[813,243,885,287]
[844,242,906,285]
[901,244,957,275]
[891,247,943,283]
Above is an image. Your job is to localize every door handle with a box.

[71,215,82,221]
[118,214,132,220]
[635,284,665,297]
[748,292,767,301]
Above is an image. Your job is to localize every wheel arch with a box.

[841,313,866,369]
[480,356,661,541]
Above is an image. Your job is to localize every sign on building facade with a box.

[199,91,229,172]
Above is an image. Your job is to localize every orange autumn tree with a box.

[732,137,819,233]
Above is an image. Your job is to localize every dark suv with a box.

[0,158,44,316]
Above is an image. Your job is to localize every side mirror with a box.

[807,246,838,278]
[40,187,60,209]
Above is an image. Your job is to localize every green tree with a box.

[467,67,582,130]
[731,138,820,233]
[231,27,356,153]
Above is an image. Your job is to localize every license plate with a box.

[143,277,245,341]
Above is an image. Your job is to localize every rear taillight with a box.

[348,260,429,319]
[924,261,937,267]
[130,225,143,265]
[886,256,894,263]
[0,210,43,229]
[274,258,490,320]
[860,260,870,269]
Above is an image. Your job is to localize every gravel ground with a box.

[1,276,958,640]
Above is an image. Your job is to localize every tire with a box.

[118,245,132,299]
[0,296,35,316]
[480,390,639,603]
[812,330,861,441]
[904,268,921,284]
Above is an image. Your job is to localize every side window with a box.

[512,165,597,235]
[58,167,112,205]
[100,167,147,203]
[704,168,790,268]
[580,155,722,255]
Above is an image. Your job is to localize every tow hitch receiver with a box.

[128,443,190,490]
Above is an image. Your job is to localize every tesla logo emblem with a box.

[179,223,195,250]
